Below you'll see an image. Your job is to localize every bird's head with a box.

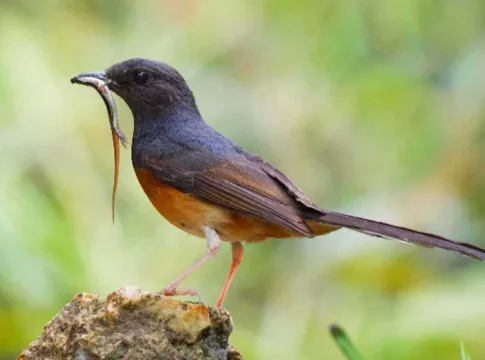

[72,58,198,116]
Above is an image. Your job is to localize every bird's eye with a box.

[133,71,148,85]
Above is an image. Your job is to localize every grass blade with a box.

[329,324,366,360]
[461,342,472,360]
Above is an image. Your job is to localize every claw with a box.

[161,287,202,303]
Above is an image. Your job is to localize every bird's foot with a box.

[161,286,203,303]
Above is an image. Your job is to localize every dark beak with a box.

[71,71,109,86]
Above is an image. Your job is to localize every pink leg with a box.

[216,242,244,308]
[163,226,221,299]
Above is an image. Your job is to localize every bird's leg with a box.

[216,242,244,308]
[162,226,221,299]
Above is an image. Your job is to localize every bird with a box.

[72,58,485,308]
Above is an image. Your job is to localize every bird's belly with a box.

[135,168,300,242]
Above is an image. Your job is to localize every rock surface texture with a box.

[18,286,242,360]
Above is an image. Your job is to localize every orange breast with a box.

[135,168,225,238]
[134,168,308,243]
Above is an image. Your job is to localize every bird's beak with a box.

[71,71,110,87]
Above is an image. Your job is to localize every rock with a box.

[18,286,242,360]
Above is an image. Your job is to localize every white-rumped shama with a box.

[72,58,485,307]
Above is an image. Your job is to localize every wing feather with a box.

[139,151,313,236]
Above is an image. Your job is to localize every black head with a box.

[73,58,199,116]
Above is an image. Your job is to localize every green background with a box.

[1,1,485,359]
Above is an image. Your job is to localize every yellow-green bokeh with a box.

[1,1,485,359]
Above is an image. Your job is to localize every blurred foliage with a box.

[1,0,485,359]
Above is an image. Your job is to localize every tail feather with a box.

[317,211,485,261]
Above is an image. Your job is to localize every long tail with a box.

[312,211,485,261]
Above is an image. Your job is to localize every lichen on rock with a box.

[18,286,242,360]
